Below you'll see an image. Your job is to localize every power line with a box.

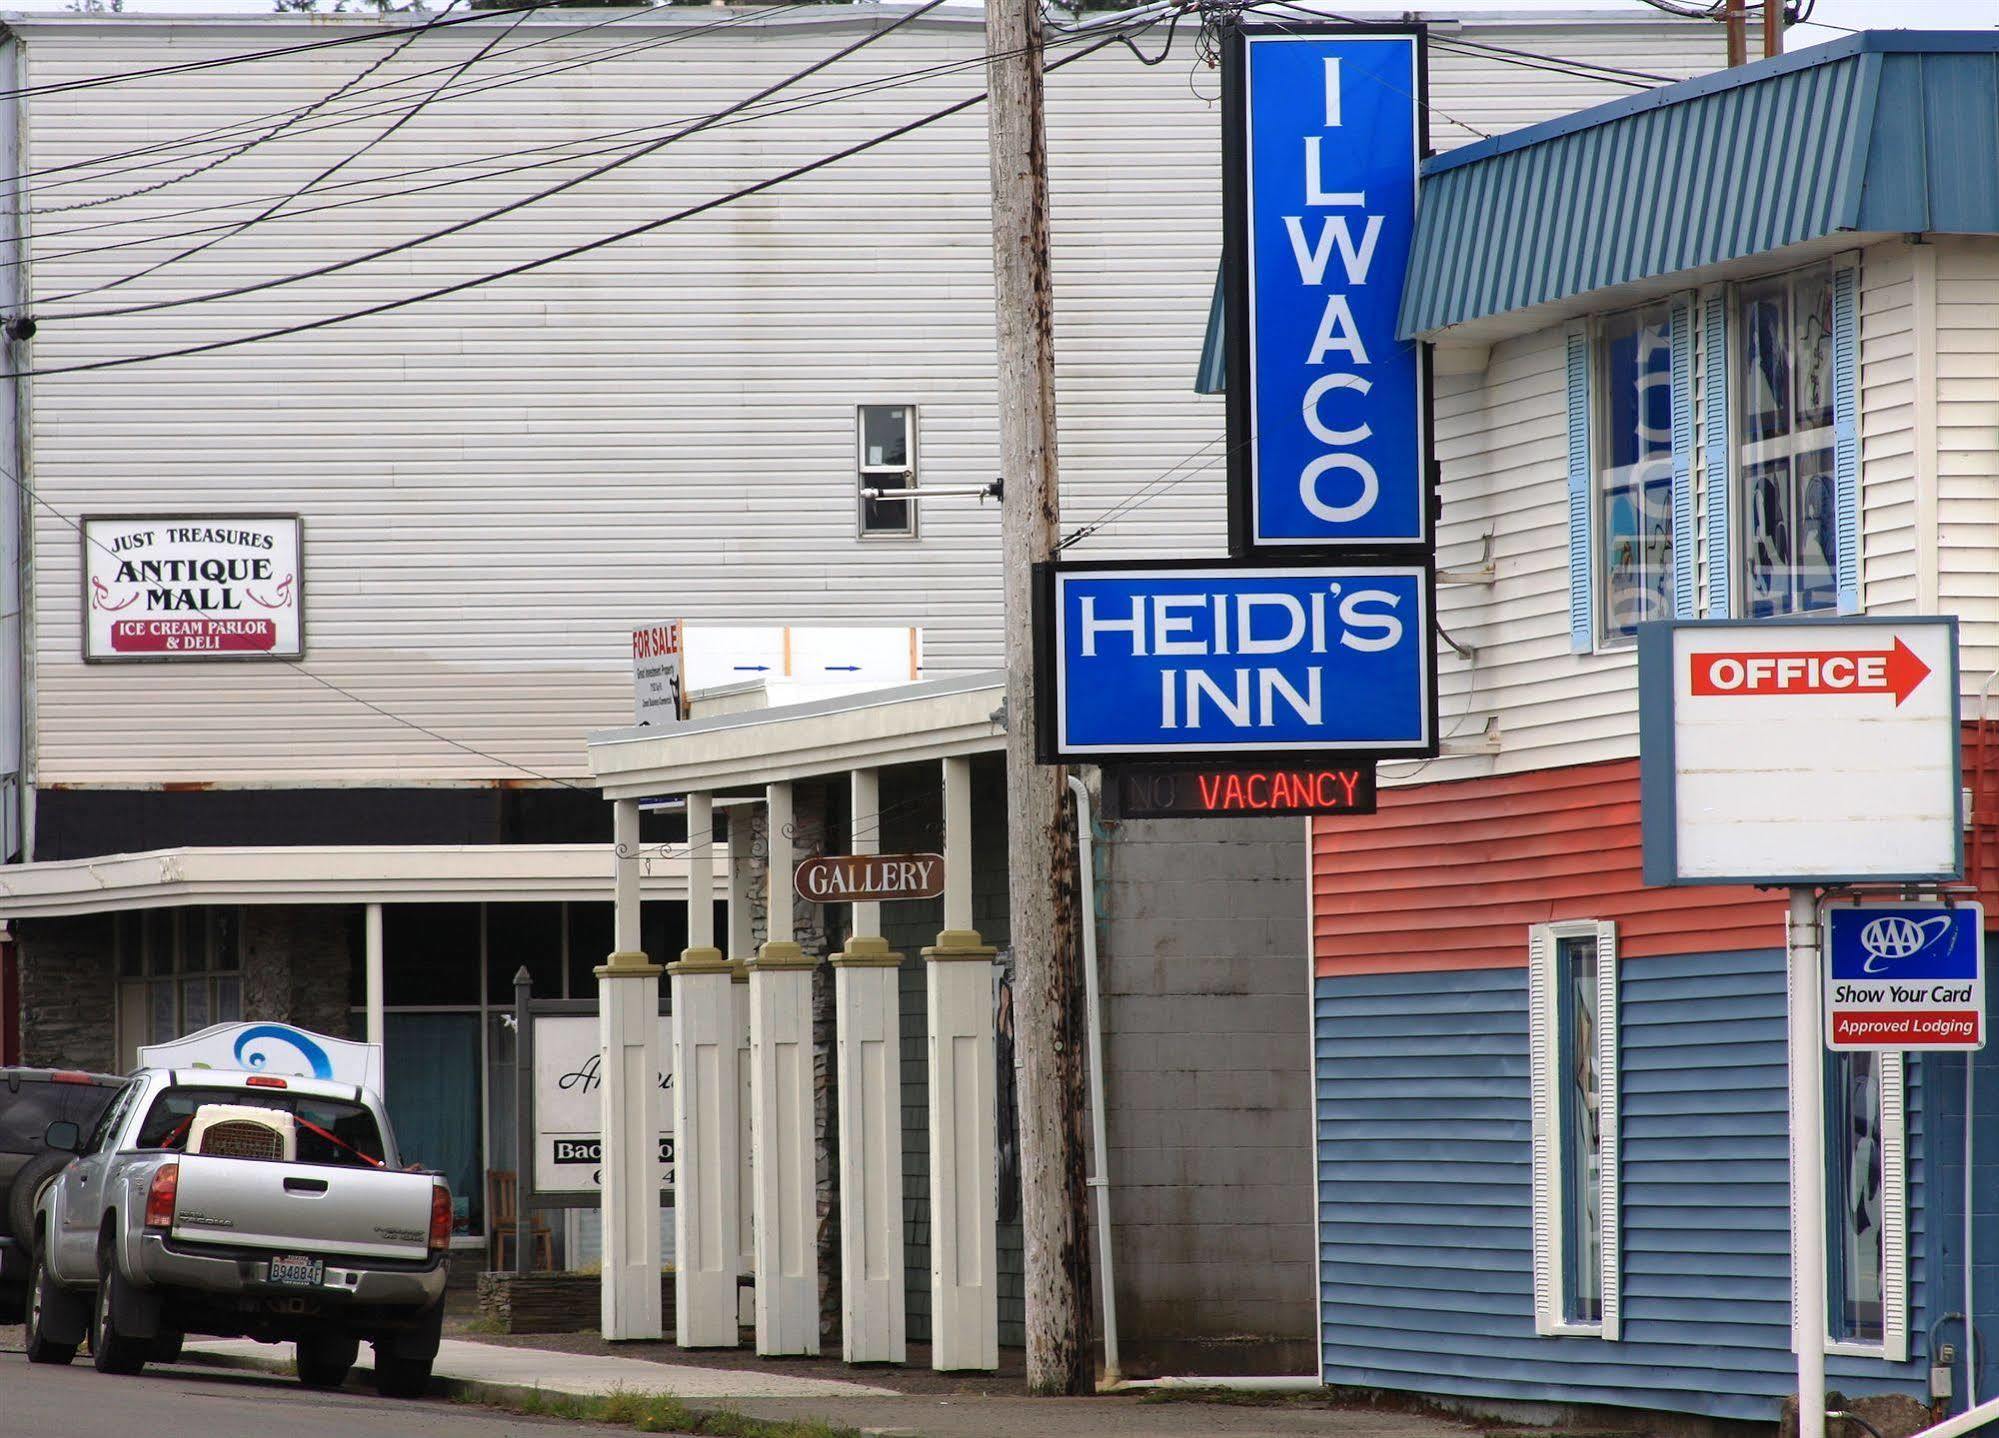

[51,3,537,303]
[12,30,1079,277]
[12,6,786,217]
[33,0,954,321]
[3,23,1140,379]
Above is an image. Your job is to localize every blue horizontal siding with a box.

[1315,952,1929,1420]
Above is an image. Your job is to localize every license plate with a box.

[267,1256,324,1287]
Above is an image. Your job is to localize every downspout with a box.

[1069,773,1119,1381]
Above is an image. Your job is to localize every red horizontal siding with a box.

[1311,758,1785,976]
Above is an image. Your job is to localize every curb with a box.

[182,1344,715,1408]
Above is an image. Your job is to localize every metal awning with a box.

[1401,31,1999,342]
[0,844,710,918]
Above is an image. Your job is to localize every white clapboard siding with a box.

[1934,236,1999,693]
[1860,239,1921,616]
[14,10,1723,785]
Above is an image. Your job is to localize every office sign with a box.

[1225,26,1426,553]
[1638,617,1961,885]
[794,852,944,904]
[1106,762,1376,819]
[632,620,685,727]
[531,1014,673,1195]
[1034,559,1434,763]
[84,515,303,660]
[1826,904,1984,1051]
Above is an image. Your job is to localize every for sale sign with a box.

[84,516,302,661]
[1826,904,1985,1051]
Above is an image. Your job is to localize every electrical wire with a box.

[11,27,1097,278]
[13,6,796,218]
[52,4,540,302]
[1,23,1142,379]
[1058,436,1236,550]
[33,0,955,321]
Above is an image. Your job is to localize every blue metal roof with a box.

[1400,31,1999,338]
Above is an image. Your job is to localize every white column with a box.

[923,756,998,1371]
[835,767,906,1364]
[364,902,385,1059]
[749,780,818,1356]
[671,793,739,1348]
[599,796,664,1341]
[729,828,757,1329]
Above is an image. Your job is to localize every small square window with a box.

[858,405,917,537]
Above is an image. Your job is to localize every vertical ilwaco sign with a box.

[83,516,304,660]
[1224,26,1426,552]
[1033,559,1434,762]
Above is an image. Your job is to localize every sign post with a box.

[1638,616,1964,1438]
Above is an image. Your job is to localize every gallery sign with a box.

[1638,617,1962,885]
[531,1013,673,1197]
[84,515,302,660]
[1825,903,1984,1051]
[1224,26,1426,553]
[1033,559,1434,763]
[794,852,945,904]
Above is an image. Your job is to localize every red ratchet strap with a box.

[293,1116,383,1169]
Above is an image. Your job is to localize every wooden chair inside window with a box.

[487,1169,553,1272]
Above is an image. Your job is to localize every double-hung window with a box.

[1819,1048,1907,1359]
[1529,920,1621,1339]
[858,405,917,538]
[1737,264,1839,616]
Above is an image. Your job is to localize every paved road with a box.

[0,1344,620,1438]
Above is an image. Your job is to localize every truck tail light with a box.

[145,1163,179,1230]
[428,1183,452,1253]
[244,1075,288,1089]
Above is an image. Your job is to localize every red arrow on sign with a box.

[1690,638,1932,706]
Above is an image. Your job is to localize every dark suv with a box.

[0,1067,124,1323]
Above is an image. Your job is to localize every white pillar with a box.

[836,767,906,1364]
[729,827,757,1329]
[923,756,998,1371]
[364,903,385,1062]
[749,780,818,1356]
[600,796,664,1341]
[1789,888,1827,1438]
[671,793,740,1348]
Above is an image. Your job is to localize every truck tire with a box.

[23,1245,79,1365]
[6,1154,66,1248]
[151,1330,185,1365]
[295,1333,357,1390]
[371,1351,432,1399]
[89,1247,148,1376]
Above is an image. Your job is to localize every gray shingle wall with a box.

[1097,813,1316,1369]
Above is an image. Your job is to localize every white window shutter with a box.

[1831,256,1861,614]
[1701,288,1732,617]
[1880,1052,1909,1363]
[1668,301,1697,620]
[1596,920,1623,1341]
[1565,330,1594,654]
[1528,925,1560,1335]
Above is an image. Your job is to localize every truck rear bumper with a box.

[131,1233,448,1310]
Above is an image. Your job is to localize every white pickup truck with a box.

[23,1067,450,1397]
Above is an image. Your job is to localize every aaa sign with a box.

[794,853,945,904]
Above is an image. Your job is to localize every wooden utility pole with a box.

[1762,0,1782,59]
[1724,0,1747,67]
[984,0,1091,1398]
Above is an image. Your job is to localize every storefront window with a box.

[116,907,244,1069]
[1738,264,1836,616]
[1596,303,1675,643]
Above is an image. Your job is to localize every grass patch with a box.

[473,1383,872,1438]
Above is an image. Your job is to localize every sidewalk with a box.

[182,1332,1481,1438]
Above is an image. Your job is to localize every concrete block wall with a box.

[1095,812,1316,1377]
